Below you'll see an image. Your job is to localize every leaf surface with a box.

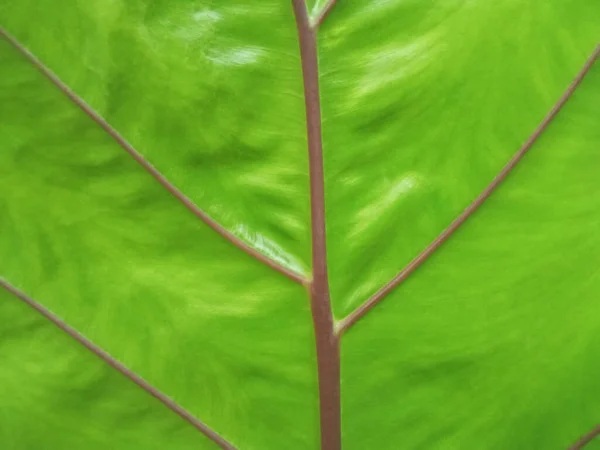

[1,0,600,449]
[0,31,317,449]
[319,0,600,315]
[342,62,600,449]
[0,287,217,449]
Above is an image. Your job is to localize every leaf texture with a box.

[1,0,312,274]
[1,0,600,449]
[319,0,600,316]
[0,287,218,449]
[0,33,318,449]
[342,62,600,449]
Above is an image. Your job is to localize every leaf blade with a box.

[342,62,600,449]
[0,0,312,274]
[318,0,600,317]
[0,37,318,449]
[0,284,220,450]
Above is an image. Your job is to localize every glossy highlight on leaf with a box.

[1,1,600,449]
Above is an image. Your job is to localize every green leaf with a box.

[1,1,599,449]
[0,286,217,449]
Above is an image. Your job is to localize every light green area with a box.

[1,0,600,449]
[0,37,318,450]
[308,0,326,16]
[0,0,311,274]
[318,0,600,316]
[343,64,600,449]
[0,288,218,449]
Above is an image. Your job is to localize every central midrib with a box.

[291,1,342,449]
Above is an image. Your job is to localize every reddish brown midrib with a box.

[0,278,236,450]
[568,424,600,449]
[291,1,341,450]
[337,42,600,336]
[0,27,306,286]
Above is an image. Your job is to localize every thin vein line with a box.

[311,0,338,30]
[567,424,600,449]
[0,27,306,286]
[291,1,341,449]
[337,42,600,336]
[0,278,236,450]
